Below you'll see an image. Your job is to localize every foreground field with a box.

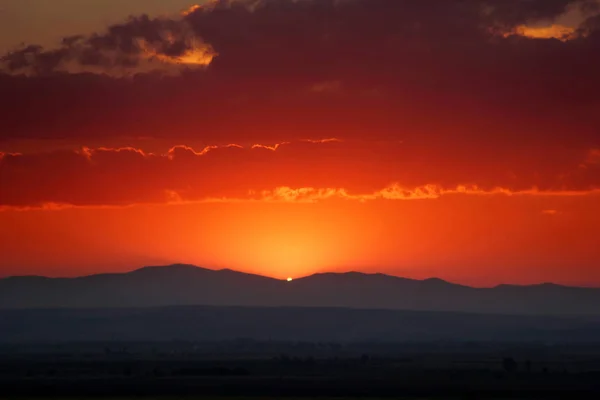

[2,341,600,398]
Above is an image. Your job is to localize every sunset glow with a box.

[510,24,577,41]
[136,38,216,67]
[1,0,600,287]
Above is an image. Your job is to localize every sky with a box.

[1,0,599,286]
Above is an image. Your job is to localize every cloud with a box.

[483,0,598,29]
[1,0,599,209]
[1,14,216,77]
[254,184,600,203]
[255,187,351,203]
[1,0,599,143]
[181,4,203,17]
[0,151,21,160]
[2,138,599,208]
[505,24,578,40]
[2,184,599,212]
[3,0,599,79]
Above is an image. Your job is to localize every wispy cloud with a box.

[505,24,578,41]
[244,184,600,204]
[71,138,343,161]
[3,184,599,212]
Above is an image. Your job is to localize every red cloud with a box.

[1,139,599,209]
[2,184,599,212]
[1,0,599,209]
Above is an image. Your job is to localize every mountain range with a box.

[1,264,599,315]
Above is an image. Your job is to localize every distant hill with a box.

[1,264,600,315]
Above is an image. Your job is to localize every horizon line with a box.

[1,263,597,290]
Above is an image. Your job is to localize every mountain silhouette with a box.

[1,264,600,315]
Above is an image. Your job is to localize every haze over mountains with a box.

[2,264,600,315]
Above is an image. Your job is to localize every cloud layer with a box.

[1,139,598,208]
[1,0,599,208]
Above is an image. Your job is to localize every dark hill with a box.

[1,264,600,315]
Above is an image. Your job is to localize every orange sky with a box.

[1,183,599,286]
[1,0,599,286]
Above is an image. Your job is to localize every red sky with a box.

[1,0,599,286]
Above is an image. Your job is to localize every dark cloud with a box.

[0,14,216,76]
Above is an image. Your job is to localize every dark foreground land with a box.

[2,340,600,398]
[3,306,600,398]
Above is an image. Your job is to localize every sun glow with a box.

[506,24,577,41]
[136,37,216,67]
[181,4,202,16]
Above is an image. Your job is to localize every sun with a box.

[287,277,293,282]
